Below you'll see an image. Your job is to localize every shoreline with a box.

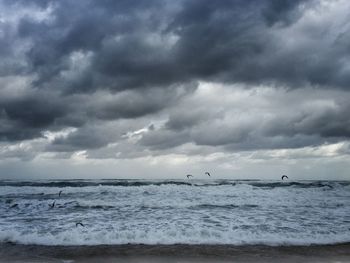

[1,243,350,263]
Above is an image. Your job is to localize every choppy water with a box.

[0,179,349,246]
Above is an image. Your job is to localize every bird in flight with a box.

[281,175,289,180]
[205,172,211,177]
[49,201,55,209]
[10,203,18,208]
[76,222,85,227]
[186,174,193,179]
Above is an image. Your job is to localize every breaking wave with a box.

[0,179,349,246]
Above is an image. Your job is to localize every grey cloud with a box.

[191,123,254,147]
[46,118,152,152]
[10,0,316,95]
[3,0,349,94]
[223,134,331,152]
[91,85,196,120]
[0,140,43,161]
[48,132,110,152]
[16,0,175,93]
[1,0,350,160]
[47,124,119,152]
[0,83,194,142]
[139,116,257,151]
[262,0,307,26]
[140,117,337,153]
[262,102,350,139]
[166,0,350,90]
[92,91,164,120]
[139,129,190,151]
[165,108,221,131]
[139,88,350,153]
[0,92,67,141]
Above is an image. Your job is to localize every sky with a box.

[0,0,350,180]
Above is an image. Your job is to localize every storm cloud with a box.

[0,0,350,179]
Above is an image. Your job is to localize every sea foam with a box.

[1,180,349,246]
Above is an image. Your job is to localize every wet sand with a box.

[1,243,350,263]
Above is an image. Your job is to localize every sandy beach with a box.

[1,243,350,263]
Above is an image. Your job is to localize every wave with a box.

[191,204,259,210]
[249,181,341,189]
[1,179,348,247]
[0,180,193,188]
[0,180,348,188]
[1,227,349,246]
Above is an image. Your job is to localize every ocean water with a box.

[0,179,349,246]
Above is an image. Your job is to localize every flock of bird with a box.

[186,172,289,181]
[49,190,85,227]
[8,173,289,228]
[186,171,211,179]
[8,189,85,227]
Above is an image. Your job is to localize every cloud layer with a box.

[0,0,350,178]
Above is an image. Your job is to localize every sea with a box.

[0,179,349,246]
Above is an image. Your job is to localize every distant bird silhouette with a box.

[281,175,288,180]
[49,201,55,208]
[76,222,84,227]
[205,172,211,177]
[58,190,62,197]
[186,174,193,179]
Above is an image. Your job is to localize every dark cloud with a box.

[90,85,196,120]
[92,91,164,120]
[16,0,174,93]
[0,93,66,141]
[263,103,350,139]
[3,0,349,94]
[44,116,155,153]
[0,85,193,142]
[0,0,350,161]
[262,0,306,26]
[138,115,341,153]
[9,0,312,94]
[47,125,114,152]
[165,107,218,131]
[137,87,350,153]
[139,129,190,151]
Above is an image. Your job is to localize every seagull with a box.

[281,175,288,180]
[205,172,211,177]
[186,174,193,179]
[76,222,85,227]
[58,190,63,197]
[49,201,55,208]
